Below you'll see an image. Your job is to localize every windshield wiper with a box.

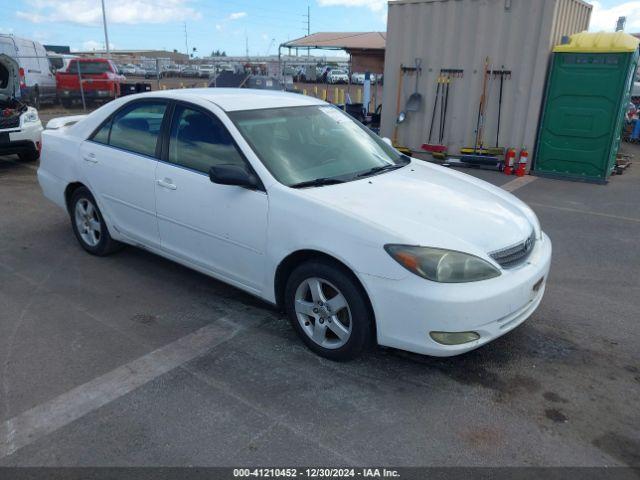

[355,162,407,179]
[289,177,346,189]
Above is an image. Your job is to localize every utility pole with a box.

[303,4,311,58]
[101,0,111,58]
[245,31,249,60]
[184,22,189,58]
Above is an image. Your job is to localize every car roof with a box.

[145,88,326,112]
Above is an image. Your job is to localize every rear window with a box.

[68,61,112,75]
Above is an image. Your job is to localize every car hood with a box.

[302,161,535,256]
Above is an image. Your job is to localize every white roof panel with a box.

[150,88,325,112]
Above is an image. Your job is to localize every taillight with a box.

[18,67,26,87]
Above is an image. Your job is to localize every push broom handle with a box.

[427,77,441,143]
[393,66,404,144]
[475,57,490,150]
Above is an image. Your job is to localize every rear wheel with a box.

[69,187,123,256]
[18,150,39,162]
[284,260,374,361]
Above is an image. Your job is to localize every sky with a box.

[0,0,637,58]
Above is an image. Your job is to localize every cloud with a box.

[16,0,201,25]
[589,1,640,32]
[316,0,387,13]
[81,39,116,51]
[228,12,247,21]
[317,0,387,24]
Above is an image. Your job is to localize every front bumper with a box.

[360,232,553,357]
[0,121,43,156]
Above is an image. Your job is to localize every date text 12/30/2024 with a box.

[233,468,401,478]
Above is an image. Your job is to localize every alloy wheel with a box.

[74,198,102,247]
[294,277,352,349]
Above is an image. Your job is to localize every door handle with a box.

[157,178,177,190]
[83,153,98,163]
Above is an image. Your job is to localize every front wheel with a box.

[69,187,123,256]
[31,88,41,110]
[284,260,374,361]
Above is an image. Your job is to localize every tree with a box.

[211,49,227,57]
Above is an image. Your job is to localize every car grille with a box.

[0,115,20,129]
[490,232,536,269]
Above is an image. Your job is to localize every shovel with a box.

[405,58,423,112]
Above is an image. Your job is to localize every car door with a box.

[79,100,168,249]
[17,39,38,91]
[35,43,56,100]
[155,102,268,292]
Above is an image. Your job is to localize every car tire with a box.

[284,259,374,361]
[69,187,123,256]
[31,87,41,110]
[18,150,39,162]
[60,99,73,109]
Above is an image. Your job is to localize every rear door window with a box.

[91,119,112,145]
[107,102,167,157]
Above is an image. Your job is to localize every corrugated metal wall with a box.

[381,0,592,155]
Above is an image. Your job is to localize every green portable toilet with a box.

[534,32,640,183]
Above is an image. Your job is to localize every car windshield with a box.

[230,105,409,187]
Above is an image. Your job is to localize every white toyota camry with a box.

[38,89,552,361]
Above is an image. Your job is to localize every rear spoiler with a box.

[46,115,87,130]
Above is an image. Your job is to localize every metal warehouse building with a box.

[381,0,593,156]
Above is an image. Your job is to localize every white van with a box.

[0,35,56,108]
[47,53,78,73]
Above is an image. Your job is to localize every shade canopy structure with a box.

[279,32,386,75]
[281,32,386,52]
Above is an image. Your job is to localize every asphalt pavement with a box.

[0,133,638,467]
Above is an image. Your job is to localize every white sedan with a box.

[38,89,551,361]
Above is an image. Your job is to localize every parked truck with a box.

[56,58,125,107]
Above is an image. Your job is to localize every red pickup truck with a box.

[56,58,125,107]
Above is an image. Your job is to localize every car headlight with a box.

[384,245,501,283]
[22,110,39,124]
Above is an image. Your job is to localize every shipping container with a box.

[381,0,592,156]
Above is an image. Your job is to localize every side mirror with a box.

[382,137,393,147]
[209,164,260,190]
